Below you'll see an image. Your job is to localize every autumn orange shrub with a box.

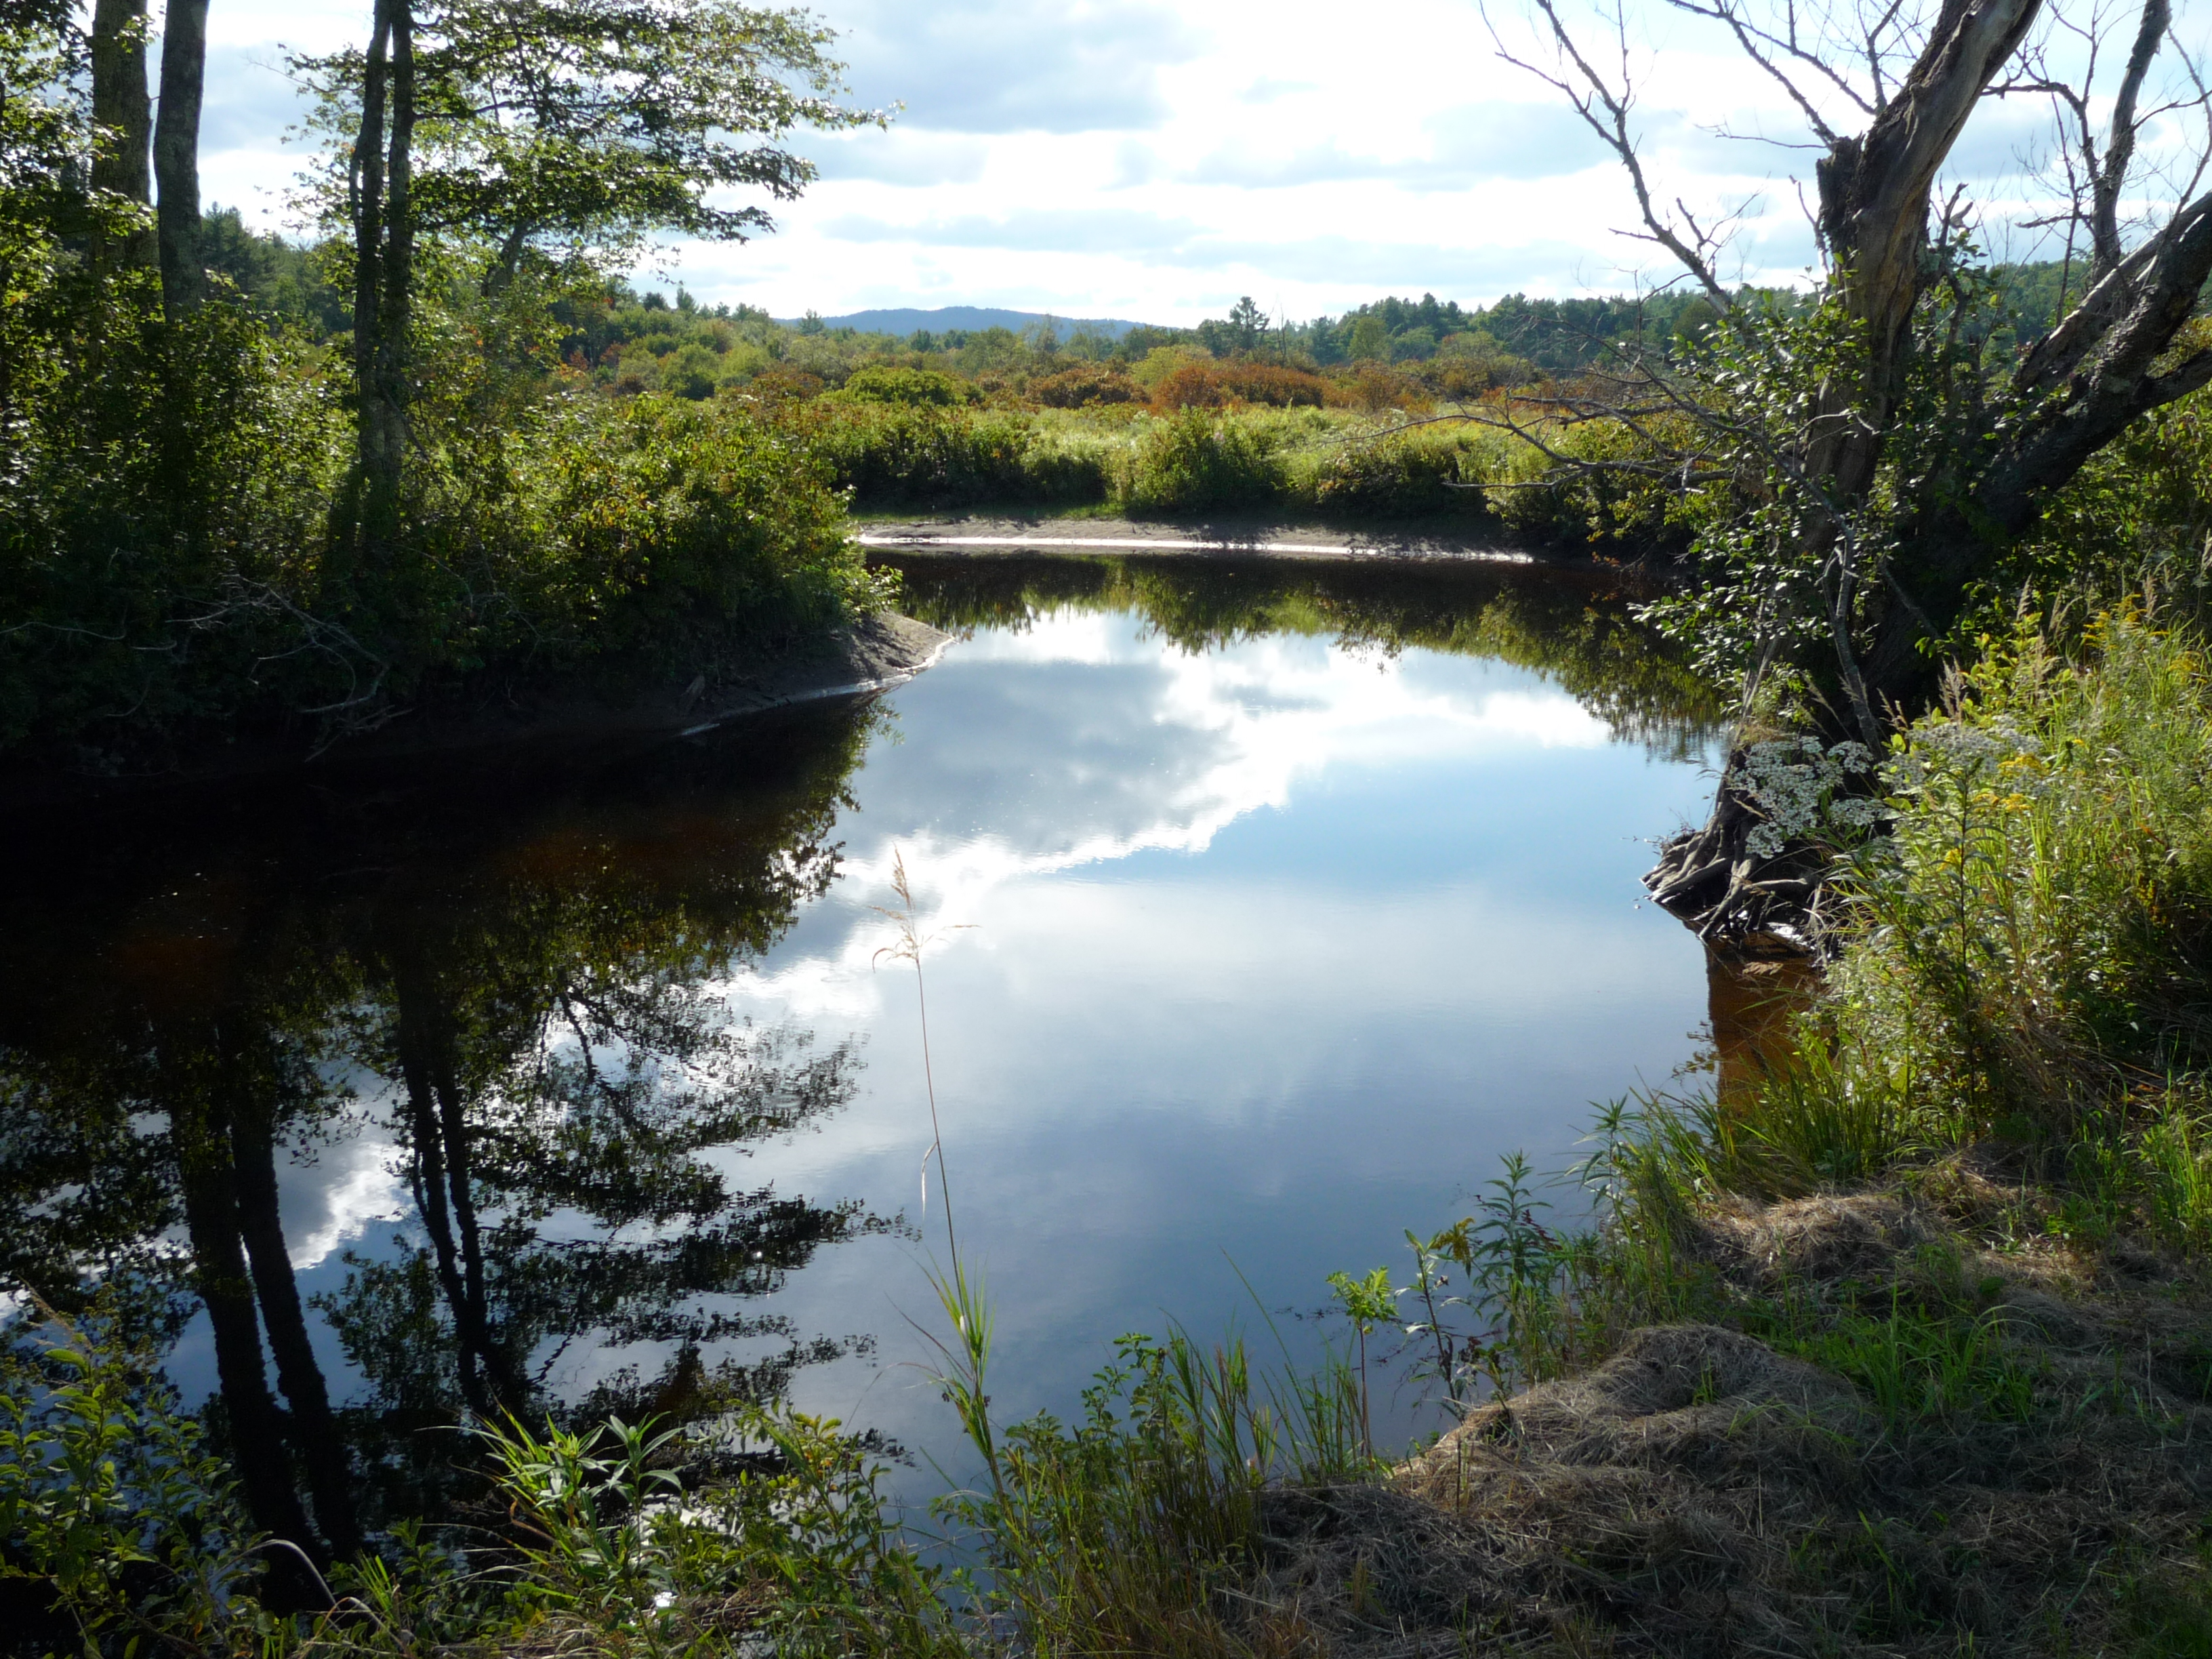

[1328,363,1435,414]
[1151,360,1332,411]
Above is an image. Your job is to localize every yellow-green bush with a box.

[1118,409,1286,512]
[1482,412,1687,548]
[1292,424,1489,517]
[497,396,890,657]
[1664,613,2212,1220]
[787,402,1113,509]
[1828,615,2212,1143]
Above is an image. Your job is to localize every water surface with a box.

[0,554,1721,1534]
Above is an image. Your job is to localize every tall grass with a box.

[876,851,1373,1655]
[1408,610,2212,1397]
[935,1328,1369,1657]
[788,395,1655,533]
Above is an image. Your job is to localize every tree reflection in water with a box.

[882,551,1723,761]
[0,555,1721,1567]
[0,701,896,1563]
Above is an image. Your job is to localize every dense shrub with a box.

[1412,350,1536,400]
[499,397,889,657]
[1334,363,1434,413]
[792,403,1111,509]
[831,365,979,407]
[1483,410,1685,548]
[664,342,721,398]
[741,366,827,401]
[1811,615,2212,1149]
[0,288,355,749]
[1032,363,1140,407]
[1151,360,1332,410]
[1128,343,1214,393]
[1999,380,2212,638]
[1120,410,1284,512]
[0,270,889,755]
[1297,427,1486,517]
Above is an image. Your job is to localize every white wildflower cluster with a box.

[1731,736,1888,860]
[1885,715,2047,796]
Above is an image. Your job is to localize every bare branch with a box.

[1485,0,1738,308]
[2094,0,2174,275]
[1665,0,1862,140]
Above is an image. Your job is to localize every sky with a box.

[188,0,2206,326]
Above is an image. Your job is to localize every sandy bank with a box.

[853,512,1594,567]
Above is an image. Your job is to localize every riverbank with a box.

[339,609,951,757]
[1334,609,2212,1654]
[0,611,949,813]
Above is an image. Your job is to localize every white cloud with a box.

[184,0,2212,320]
[275,1095,408,1269]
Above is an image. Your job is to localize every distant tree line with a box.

[215,240,2089,403]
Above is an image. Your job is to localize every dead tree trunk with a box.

[1501,0,2212,943]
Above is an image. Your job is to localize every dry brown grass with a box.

[1192,1186,2212,1658]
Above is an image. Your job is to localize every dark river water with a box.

[0,554,1723,1538]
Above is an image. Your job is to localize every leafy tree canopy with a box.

[294,0,882,294]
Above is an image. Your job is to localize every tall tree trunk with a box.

[230,1099,365,1559]
[89,0,156,270]
[151,0,209,319]
[347,0,416,571]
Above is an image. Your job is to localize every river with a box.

[0,552,1723,1538]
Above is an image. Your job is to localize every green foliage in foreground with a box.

[0,1294,1372,1658]
[1,1300,264,1657]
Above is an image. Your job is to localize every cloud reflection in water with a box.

[684,605,1717,1483]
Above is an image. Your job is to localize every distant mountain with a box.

[781,306,1158,340]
